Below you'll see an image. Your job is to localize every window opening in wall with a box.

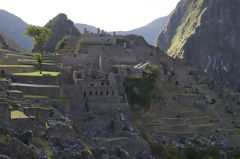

[90,91,92,95]
[101,82,104,86]
[112,91,114,95]
[106,91,109,95]
[84,92,86,97]
[96,91,98,95]
[101,91,103,95]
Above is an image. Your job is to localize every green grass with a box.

[23,94,48,99]
[0,78,8,82]
[18,59,52,62]
[11,110,29,119]
[0,65,34,68]
[167,0,207,59]
[12,71,59,76]
[50,97,71,102]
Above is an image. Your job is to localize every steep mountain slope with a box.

[117,15,170,45]
[74,23,98,34]
[0,29,23,51]
[157,0,240,89]
[0,9,33,51]
[34,13,80,53]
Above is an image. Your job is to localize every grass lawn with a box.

[12,71,60,76]
[0,78,8,82]
[23,94,48,99]
[0,65,34,68]
[18,59,52,62]
[11,110,29,119]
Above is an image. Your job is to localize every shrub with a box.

[55,36,69,52]
[75,39,83,53]
[124,65,159,108]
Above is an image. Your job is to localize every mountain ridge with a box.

[0,9,33,51]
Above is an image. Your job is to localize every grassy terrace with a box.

[23,95,48,99]
[12,71,59,76]
[11,110,30,119]
[0,78,8,82]
[0,65,34,68]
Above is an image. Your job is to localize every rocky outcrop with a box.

[157,0,240,89]
[33,13,80,53]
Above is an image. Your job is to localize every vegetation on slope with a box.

[167,0,207,59]
[124,64,159,108]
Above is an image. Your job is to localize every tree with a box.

[25,25,52,54]
[25,25,52,74]
[34,53,43,74]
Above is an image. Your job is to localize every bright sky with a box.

[1,0,180,31]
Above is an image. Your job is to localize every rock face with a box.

[157,0,240,89]
[0,9,33,51]
[34,13,80,53]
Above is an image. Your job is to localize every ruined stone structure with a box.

[73,65,118,101]
[80,28,117,45]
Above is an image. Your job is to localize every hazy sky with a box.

[1,0,180,31]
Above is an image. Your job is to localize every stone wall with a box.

[10,85,62,98]
[12,75,60,85]
[0,66,35,74]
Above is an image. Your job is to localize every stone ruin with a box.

[80,28,117,45]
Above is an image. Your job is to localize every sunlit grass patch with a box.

[0,78,8,82]
[23,94,48,99]
[12,71,59,76]
[0,65,34,68]
[11,110,29,119]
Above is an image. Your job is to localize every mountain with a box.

[74,15,170,45]
[0,29,23,51]
[34,13,80,53]
[117,15,170,45]
[0,9,33,51]
[157,0,240,90]
[74,23,98,34]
